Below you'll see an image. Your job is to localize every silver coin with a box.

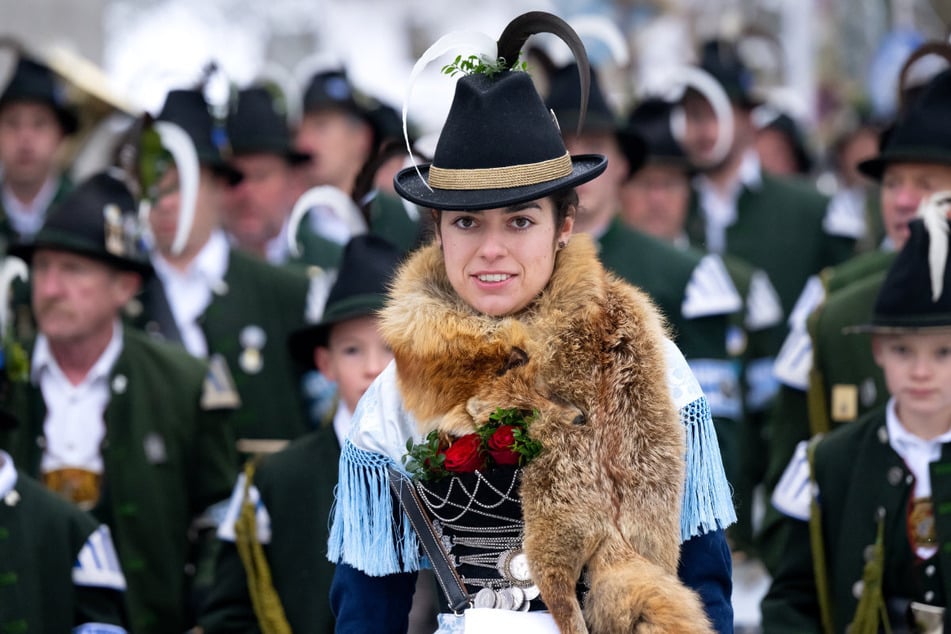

[507,586,525,611]
[496,588,514,610]
[474,587,497,609]
[523,584,541,601]
[507,552,533,582]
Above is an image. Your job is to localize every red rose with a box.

[487,425,520,466]
[443,434,485,473]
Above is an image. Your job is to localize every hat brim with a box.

[857,148,951,182]
[10,239,154,279]
[843,318,951,335]
[393,154,607,211]
[232,141,312,166]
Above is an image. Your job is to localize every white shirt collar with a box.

[265,220,291,265]
[0,450,16,498]
[31,320,125,386]
[151,229,230,291]
[332,401,354,448]
[2,175,59,239]
[886,397,951,457]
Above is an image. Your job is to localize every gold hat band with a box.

[428,152,573,190]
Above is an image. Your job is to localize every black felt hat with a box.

[301,70,383,141]
[622,97,691,173]
[547,63,618,134]
[546,62,646,175]
[156,89,243,185]
[858,69,951,182]
[848,207,951,333]
[9,171,152,277]
[0,55,78,135]
[288,234,403,367]
[227,86,311,164]
[394,12,610,211]
[696,39,760,109]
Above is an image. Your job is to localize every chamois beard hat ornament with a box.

[846,192,951,333]
[9,171,152,277]
[393,12,607,212]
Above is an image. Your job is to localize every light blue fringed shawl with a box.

[327,341,737,575]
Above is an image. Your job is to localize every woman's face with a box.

[437,198,573,316]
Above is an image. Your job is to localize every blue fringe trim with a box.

[680,397,738,540]
[327,440,422,576]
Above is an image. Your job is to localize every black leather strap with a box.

[387,465,471,613]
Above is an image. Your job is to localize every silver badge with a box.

[143,432,167,464]
[239,326,266,375]
[240,325,267,350]
[860,377,877,408]
[239,347,263,374]
[111,374,128,394]
[3,489,20,506]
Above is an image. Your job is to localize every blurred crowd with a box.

[1,4,951,633]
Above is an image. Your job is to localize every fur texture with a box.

[380,234,713,633]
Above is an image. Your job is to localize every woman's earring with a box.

[558,240,567,249]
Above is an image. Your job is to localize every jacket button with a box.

[887,467,903,486]
[925,590,935,602]
[852,580,864,598]
[926,565,936,577]
[35,435,46,448]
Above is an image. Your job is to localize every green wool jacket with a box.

[0,328,238,633]
[762,407,951,633]
[134,248,312,451]
[686,171,856,329]
[200,422,340,633]
[761,250,894,573]
[0,470,127,633]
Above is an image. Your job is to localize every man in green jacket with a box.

[137,88,322,457]
[0,171,238,633]
[0,52,76,249]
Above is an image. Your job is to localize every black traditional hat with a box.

[847,194,951,333]
[546,62,646,175]
[696,39,760,109]
[0,55,78,135]
[227,86,311,164]
[858,69,951,181]
[394,12,609,211]
[756,111,814,175]
[9,171,152,277]
[288,234,402,367]
[546,62,617,134]
[301,69,383,138]
[156,88,243,185]
[622,98,691,173]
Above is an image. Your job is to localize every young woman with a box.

[326,12,735,634]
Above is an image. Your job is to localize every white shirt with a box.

[2,175,59,239]
[151,229,230,358]
[886,397,951,559]
[34,321,124,474]
[693,150,762,254]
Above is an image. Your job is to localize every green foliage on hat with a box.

[441,54,527,78]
